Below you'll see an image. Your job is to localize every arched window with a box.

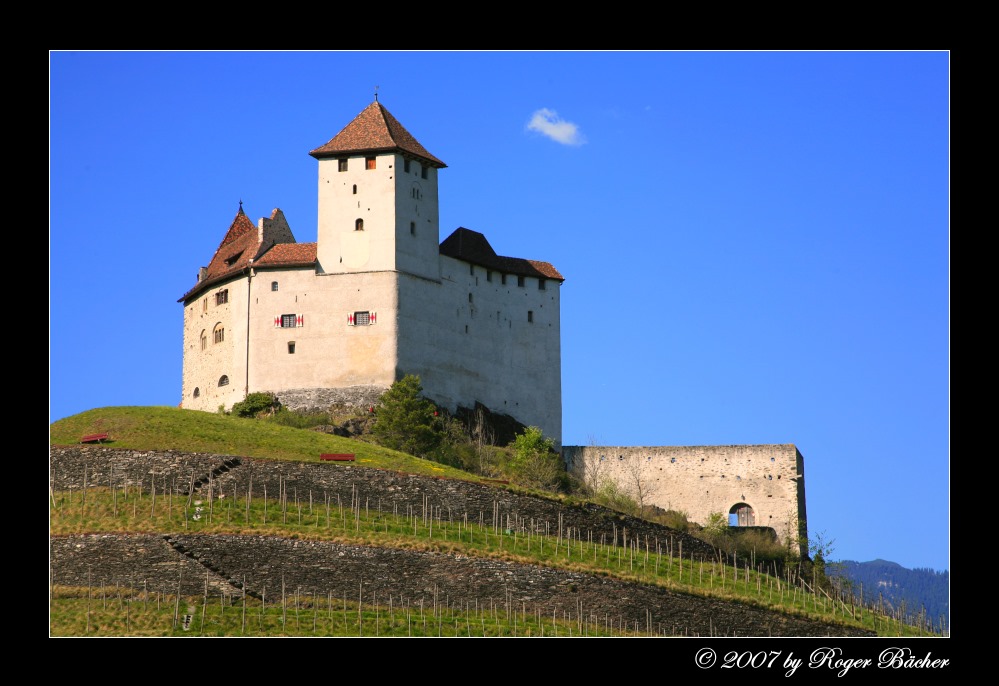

[218,375,229,387]
[200,330,207,350]
[213,324,224,344]
[355,218,364,231]
[271,281,279,291]
[193,387,200,398]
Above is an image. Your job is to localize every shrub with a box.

[591,479,640,515]
[658,509,692,532]
[231,392,281,418]
[507,426,564,491]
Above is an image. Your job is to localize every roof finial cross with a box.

[374,85,379,102]
[239,199,243,212]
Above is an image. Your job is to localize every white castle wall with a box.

[396,255,562,445]
[181,279,247,411]
[182,256,562,445]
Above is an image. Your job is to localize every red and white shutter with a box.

[274,315,281,328]
[296,314,304,327]
[370,311,377,324]
[347,313,354,326]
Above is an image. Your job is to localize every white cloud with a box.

[526,108,585,146]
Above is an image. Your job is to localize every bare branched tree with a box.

[622,454,660,515]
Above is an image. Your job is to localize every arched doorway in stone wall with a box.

[728,502,755,527]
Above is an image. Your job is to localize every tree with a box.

[509,426,563,491]
[807,530,838,592]
[372,375,440,458]
[621,453,660,515]
[701,511,729,545]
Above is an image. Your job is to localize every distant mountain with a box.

[830,559,949,631]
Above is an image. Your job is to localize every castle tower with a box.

[309,101,446,281]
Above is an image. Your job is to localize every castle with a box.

[179,100,807,551]
[179,99,563,443]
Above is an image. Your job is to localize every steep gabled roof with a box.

[439,227,564,281]
[309,101,446,168]
[200,206,260,282]
[178,206,315,303]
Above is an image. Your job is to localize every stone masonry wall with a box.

[274,385,386,413]
[563,444,808,554]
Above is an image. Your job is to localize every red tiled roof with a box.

[255,242,317,267]
[439,227,564,281]
[201,210,260,282]
[178,207,316,303]
[217,205,256,247]
[309,101,446,168]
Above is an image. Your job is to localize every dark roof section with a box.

[309,101,446,168]
[439,227,564,281]
[178,207,316,303]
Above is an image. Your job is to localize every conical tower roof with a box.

[309,101,446,168]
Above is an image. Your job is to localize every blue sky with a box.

[50,51,949,573]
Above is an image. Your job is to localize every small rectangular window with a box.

[216,289,229,305]
[517,276,525,288]
[410,221,416,235]
[486,270,493,282]
[421,164,428,179]
[538,278,546,291]
[365,157,376,170]
[404,159,411,173]
[271,281,279,291]
[501,274,507,286]
[281,314,298,328]
[288,341,296,354]
[527,310,534,323]
[338,159,348,172]
[354,311,371,326]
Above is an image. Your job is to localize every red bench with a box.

[80,433,109,444]
[320,453,355,462]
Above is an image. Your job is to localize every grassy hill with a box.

[50,407,931,637]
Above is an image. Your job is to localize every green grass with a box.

[50,406,935,638]
[49,585,642,637]
[51,406,477,480]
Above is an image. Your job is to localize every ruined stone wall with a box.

[563,444,807,554]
